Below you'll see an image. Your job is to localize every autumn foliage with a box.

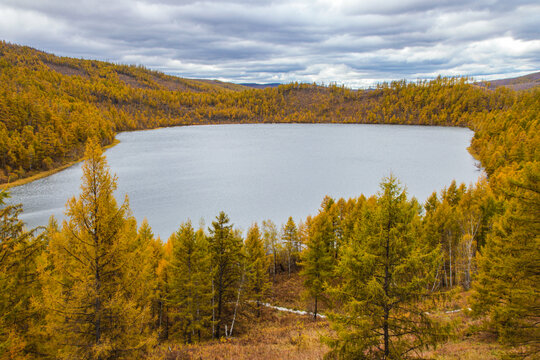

[0,41,538,359]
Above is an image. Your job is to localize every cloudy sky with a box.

[1,0,539,87]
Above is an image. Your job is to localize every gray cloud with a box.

[1,0,538,87]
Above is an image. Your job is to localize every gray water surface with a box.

[9,124,481,237]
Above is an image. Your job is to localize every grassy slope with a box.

[148,273,504,359]
[479,71,540,91]
[40,51,249,93]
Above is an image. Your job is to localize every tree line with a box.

[2,122,537,359]
[1,42,538,359]
[0,41,521,184]
[1,140,308,358]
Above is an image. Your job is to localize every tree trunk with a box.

[383,220,391,358]
[449,233,453,288]
[273,250,277,282]
[229,263,245,337]
[211,280,215,338]
[287,250,291,277]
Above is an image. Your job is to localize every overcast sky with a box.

[1,0,539,87]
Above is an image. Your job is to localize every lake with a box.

[8,124,481,238]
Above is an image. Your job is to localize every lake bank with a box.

[1,139,121,190]
[8,124,480,237]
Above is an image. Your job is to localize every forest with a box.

[0,42,539,359]
[0,41,526,185]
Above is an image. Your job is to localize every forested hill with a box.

[479,71,540,91]
[0,41,536,184]
[1,42,539,360]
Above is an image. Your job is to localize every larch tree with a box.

[0,189,43,359]
[327,176,447,359]
[244,223,270,317]
[156,239,173,341]
[262,220,280,282]
[454,179,497,290]
[168,221,213,343]
[208,212,243,339]
[40,139,155,360]
[473,162,540,358]
[301,208,335,320]
[281,216,300,276]
[134,219,164,333]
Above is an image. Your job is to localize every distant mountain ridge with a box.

[479,71,540,91]
[0,41,537,185]
[238,83,282,89]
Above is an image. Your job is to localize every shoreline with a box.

[1,121,476,190]
[0,139,120,190]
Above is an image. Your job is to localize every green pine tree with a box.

[134,219,165,334]
[208,212,243,339]
[281,216,300,276]
[244,223,270,317]
[327,176,447,359]
[472,162,540,358]
[262,219,280,282]
[168,221,213,343]
[301,208,335,319]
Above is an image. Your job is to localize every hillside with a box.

[0,41,248,184]
[481,71,540,91]
[1,42,538,360]
[0,41,536,185]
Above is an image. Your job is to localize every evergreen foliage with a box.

[301,205,336,319]
[262,220,280,282]
[281,216,300,276]
[327,176,447,359]
[207,212,243,339]
[473,162,540,358]
[134,220,165,335]
[244,223,270,317]
[168,221,213,343]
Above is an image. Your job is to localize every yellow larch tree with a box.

[40,139,155,360]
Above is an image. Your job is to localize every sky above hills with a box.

[1,0,539,87]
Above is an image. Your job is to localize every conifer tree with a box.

[281,216,300,276]
[156,239,173,341]
[0,190,43,359]
[40,139,155,359]
[168,221,213,343]
[208,212,243,339]
[262,219,280,282]
[134,219,164,333]
[301,209,335,319]
[473,162,539,358]
[244,223,270,317]
[327,176,446,359]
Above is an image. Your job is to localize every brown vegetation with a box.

[153,311,329,360]
[1,41,538,359]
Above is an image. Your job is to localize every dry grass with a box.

[152,311,330,360]
[148,274,503,360]
[149,273,331,360]
[267,273,309,311]
[45,61,88,77]
[422,337,502,359]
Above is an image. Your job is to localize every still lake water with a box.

[9,124,481,237]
